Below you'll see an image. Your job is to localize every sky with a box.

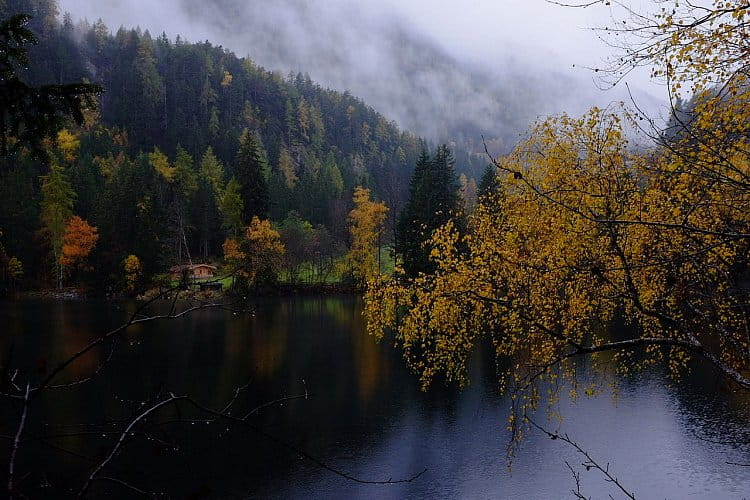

[57,0,665,144]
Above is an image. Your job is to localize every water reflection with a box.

[1,297,749,498]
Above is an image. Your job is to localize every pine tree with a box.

[220,178,244,237]
[172,145,197,263]
[234,128,269,221]
[132,31,165,146]
[396,145,462,277]
[196,146,224,258]
[478,164,499,199]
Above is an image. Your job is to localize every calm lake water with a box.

[2,296,750,499]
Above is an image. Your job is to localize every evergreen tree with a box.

[478,164,499,199]
[132,31,165,146]
[171,145,197,263]
[0,8,442,287]
[195,146,224,258]
[234,128,269,221]
[396,145,462,277]
[0,13,100,161]
[220,177,244,237]
[477,163,504,218]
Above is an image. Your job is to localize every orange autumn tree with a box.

[60,216,98,280]
[222,236,247,288]
[223,217,284,290]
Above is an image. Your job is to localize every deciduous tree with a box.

[39,164,75,288]
[348,186,388,285]
[242,216,284,288]
[366,106,750,458]
[60,215,98,273]
[123,253,142,292]
[366,6,750,463]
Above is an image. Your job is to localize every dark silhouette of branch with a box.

[78,394,185,497]
[32,279,242,396]
[0,14,102,161]
[180,396,428,485]
[94,476,152,498]
[67,387,425,497]
[242,393,309,420]
[565,460,588,500]
[545,0,605,7]
[527,416,635,499]
[462,288,750,390]
[46,337,117,390]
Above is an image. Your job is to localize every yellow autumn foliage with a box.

[123,254,142,291]
[148,148,176,182]
[365,3,750,454]
[366,106,750,448]
[57,128,80,163]
[348,186,388,285]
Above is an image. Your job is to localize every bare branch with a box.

[180,396,428,485]
[7,383,30,499]
[527,416,635,499]
[94,476,153,498]
[78,393,185,497]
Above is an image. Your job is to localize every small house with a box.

[170,264,217,281]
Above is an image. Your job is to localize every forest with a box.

[0,0,483,295]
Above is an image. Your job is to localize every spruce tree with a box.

[234,128,269,221]
[195,146,224,258]
[397,145,462,277]
[478,164,500,199]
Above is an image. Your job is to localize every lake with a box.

[2,296,750,498]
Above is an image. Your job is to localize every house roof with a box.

[169,264,218,273]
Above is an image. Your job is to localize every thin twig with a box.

[527,416,635,499]
[94,476,153,498]
[181,396,428,485]
[78,394,184,497]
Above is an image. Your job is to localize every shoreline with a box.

[6,282,360,301]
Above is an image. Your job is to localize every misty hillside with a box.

[56,0,630,156]
[175,0,581,153]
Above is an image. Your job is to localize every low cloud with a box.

[60,0,666,148]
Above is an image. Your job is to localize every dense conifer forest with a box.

[0,0,477,293]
